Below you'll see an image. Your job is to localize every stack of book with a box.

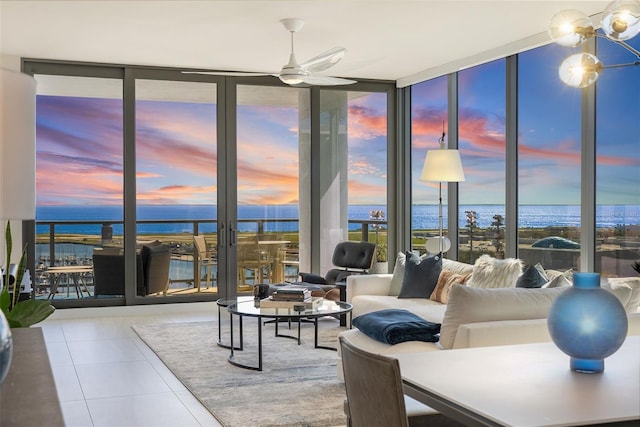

[270,287,312,302]
[260,287,321,310]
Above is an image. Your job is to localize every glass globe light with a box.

[558,53,604,88]
[601,0,640,41]
[549,9,594,47]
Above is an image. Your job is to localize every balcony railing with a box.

[33,218,388,299]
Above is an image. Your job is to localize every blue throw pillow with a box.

[398,252,442,298]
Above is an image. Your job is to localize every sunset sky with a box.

[36,39,638,209]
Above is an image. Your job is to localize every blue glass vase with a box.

[0,310,12,384]
[547,272,628,373]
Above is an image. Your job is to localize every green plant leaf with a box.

[5,300,56,328]
[3,221,11,294]
[0,287,10,315]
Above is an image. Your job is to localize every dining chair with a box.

[339,336,462,427]
[193,235,217,291]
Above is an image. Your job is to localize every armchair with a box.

[299,241,376,292]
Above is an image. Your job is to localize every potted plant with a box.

[371,243,388,273]
[1,222,55,328]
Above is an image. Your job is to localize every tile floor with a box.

[39,302,223,427]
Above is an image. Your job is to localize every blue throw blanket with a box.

[352,309,441,345]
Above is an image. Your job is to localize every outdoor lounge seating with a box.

[92,244,171,297]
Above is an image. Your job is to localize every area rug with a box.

[132,317,348,427]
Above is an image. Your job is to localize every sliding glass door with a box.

[135,78,218,299]
[235,84,309,291]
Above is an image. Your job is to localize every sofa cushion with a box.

[439,285,566,349]
[351,295,447,323]
[467,255,522,289]
[352,309,441,345]
[516,263,548,288]
[398,252,442,299]
[430,270,470,303]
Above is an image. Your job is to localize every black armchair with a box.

[298,241,376,292]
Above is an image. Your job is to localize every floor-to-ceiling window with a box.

[135,78,218,298]
[410,76,448,256]
[458,59,506,263]
[318,89,389,275]
[33,73,124,302]
[236,84,309,289]
[517,43,582,272]
[595,33,640,278]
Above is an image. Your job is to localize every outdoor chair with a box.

[193,235,217,291]
[339,336,462,427]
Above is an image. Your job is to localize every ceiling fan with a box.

[184,18,356,86]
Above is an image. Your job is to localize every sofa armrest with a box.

[453,318,551,349]
[345,273,393,303]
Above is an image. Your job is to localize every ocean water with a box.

[34,204,639,282]
[36,204,640,236]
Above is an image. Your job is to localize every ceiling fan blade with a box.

[300,47,346,73]
[300,74,356,86]
[182,71,270,77]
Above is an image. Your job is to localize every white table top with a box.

[396,336,640,427]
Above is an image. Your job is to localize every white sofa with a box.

[337,257,640,381]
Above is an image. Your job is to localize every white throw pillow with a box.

[606,277,640,313]
[439,285,566,349]
[542,270,573,288]
[467,255,523,289]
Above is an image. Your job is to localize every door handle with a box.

[218,222,225,247]
[230,224,237,246]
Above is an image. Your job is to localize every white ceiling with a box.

[0,1,609,87]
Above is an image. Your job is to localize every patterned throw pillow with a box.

[430,270,471,303]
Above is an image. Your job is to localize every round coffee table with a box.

[225,298,353,371]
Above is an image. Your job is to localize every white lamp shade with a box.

[420,149,465,182]
[1,69,36,220]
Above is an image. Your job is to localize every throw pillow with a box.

[543,269,573,288]
[430,270,470,303]
[398,252,442,299]
[606,277,640,313]
[516,263,548,288]
[439,285,567,349]
[467,255,523,289]
[389,251,423,296]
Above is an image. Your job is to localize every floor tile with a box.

[44,302,224,426]
[86,393,201,427]
[175,390,221,426]
[60,400,93,427]
[75,360,171,400]
[46,340,74,366]
[67,338,146,365]
[52,364,85,402]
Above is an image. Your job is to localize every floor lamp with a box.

[420,132,465,255]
